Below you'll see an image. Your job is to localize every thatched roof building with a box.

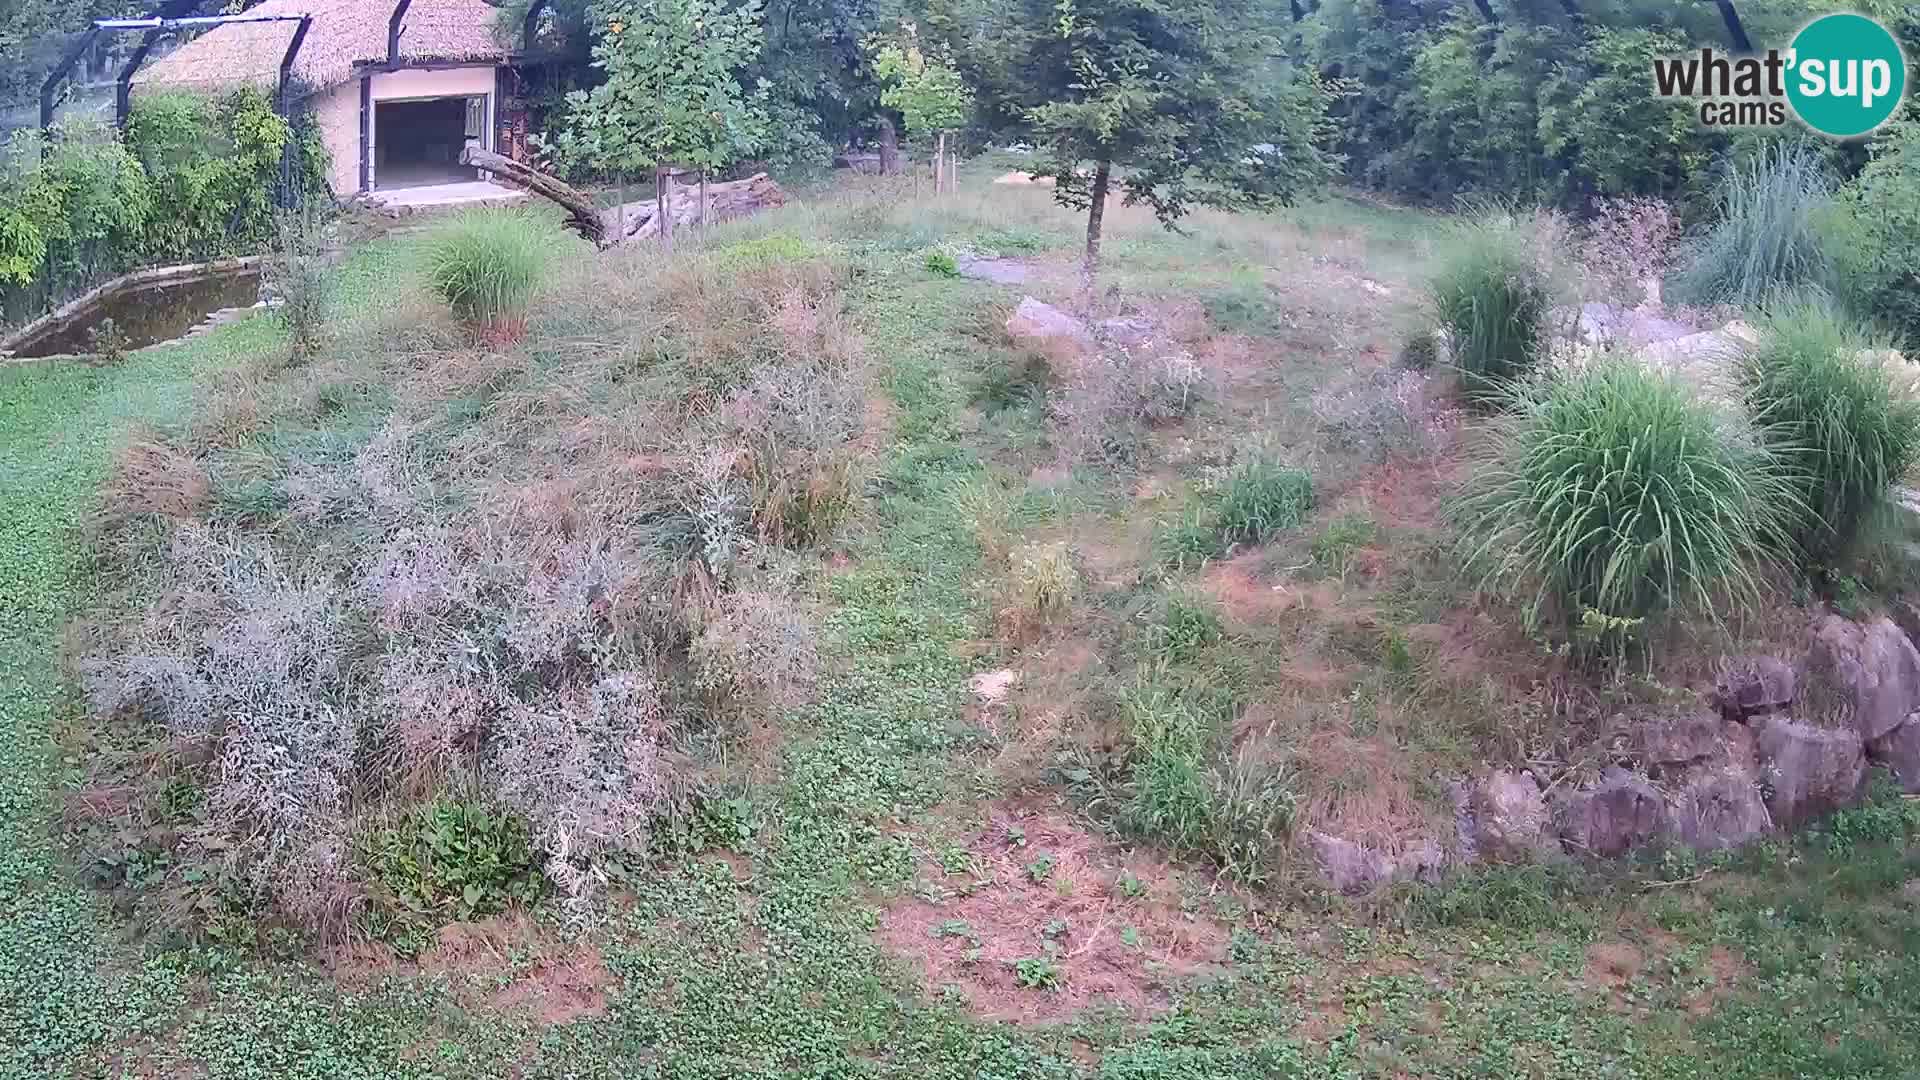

[138,0,511,95]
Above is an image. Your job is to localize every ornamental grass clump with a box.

[1426,209,1558,405]
[1458,356,1798,652]
[1741,301,1920,567]
[425,209,551,341]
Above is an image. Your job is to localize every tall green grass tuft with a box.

[1667,140,1835,309]
[1742,301,1920,567]
[1458,356,1797,651]
[1426,208,1556,404]
[425,209,551,329]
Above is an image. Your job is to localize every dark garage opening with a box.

[375,97,479,189]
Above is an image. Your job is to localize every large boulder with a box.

[1708,656,1797,721]
[1667,762,1773,852]
[1556,767,1667,858]
[1805,616,1920,742]
[1753,714,1867,829]
[1006,297,1092,355]
[1465,770,1562,862]
[1636,710,1747,772]
[1868,719,1920,794]
[1307,832,1443,895]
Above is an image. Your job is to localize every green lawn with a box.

[3,190,1919,1079]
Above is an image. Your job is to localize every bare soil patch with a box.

[410,915,617,1026]
[876,804,1228,1025]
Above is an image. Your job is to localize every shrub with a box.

[721,358,866,545]
[425,209,551,334]
[1741,302,1920,567]
[1311,368,1453,458]
[1155,593,1224,661]
[1667,140,1835,309]
[1426,208,1556,404]
[1579,196,1681,308]
[269,205,333,362]
[691,590,821,719]
[1054,342,1207,465]
[1829,119,1920,348]
[1458,356,1798,648]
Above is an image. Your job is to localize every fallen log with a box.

[460,143,786,250]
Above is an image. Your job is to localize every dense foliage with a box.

[1,87,326,325]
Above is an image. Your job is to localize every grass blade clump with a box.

[1458,356,1797,650]
[1667,140,1835,309]
[1742,300,1920,567]
[1425,208,1556,405]
[425,209,551,329]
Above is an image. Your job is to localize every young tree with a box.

[546,0,770,245]
[869,27,973,193]
[944,0,1335,280]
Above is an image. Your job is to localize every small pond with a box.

[8,270,263,359]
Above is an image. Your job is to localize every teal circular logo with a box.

[1786,14,1906,138]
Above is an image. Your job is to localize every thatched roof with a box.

[137,0,510,95]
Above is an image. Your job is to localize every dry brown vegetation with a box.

[69,223,871,937]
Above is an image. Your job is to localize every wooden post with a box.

[656,165,672,249]
[935,132,946,195]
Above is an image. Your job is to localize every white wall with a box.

[369,65,496,102]
[312,81,360,199]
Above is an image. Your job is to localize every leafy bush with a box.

[1667,140,1835,309]
[1741,302,1920,566]
[1458,356,1798,646]
[362,800,544,929]
[126,88,295,264]
[1830,119,1920,348]
[923,248,959,277]
[425,209,551,330]
[1426,209,1557,404]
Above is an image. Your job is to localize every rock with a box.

[1668,762,1773,852]
[1805,615,1920,742]
[1708,656,1797,721]
[957,257,1031,285]
[967,669,1020,705]
[1307,831,1442,895]
[1556,767,1666,858]
[1868,717,1920,793]
[1753,714,1867,830]
[1637,710,1743,770]
[1887,598,1920,651]
[1006,296,1092,354]
[1466,770,1561,862]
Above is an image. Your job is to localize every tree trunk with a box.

[459,143,783,249]
[699,171,709,236]
[1471,0,1496,23]
[1081,158,1112,292]
[877,117,901,176]
[1714,0,1752,52]
[1289,0,1304,21]
[656,166,672,247]
[936,132,946,194]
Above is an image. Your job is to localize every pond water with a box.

[10,271,263,359]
